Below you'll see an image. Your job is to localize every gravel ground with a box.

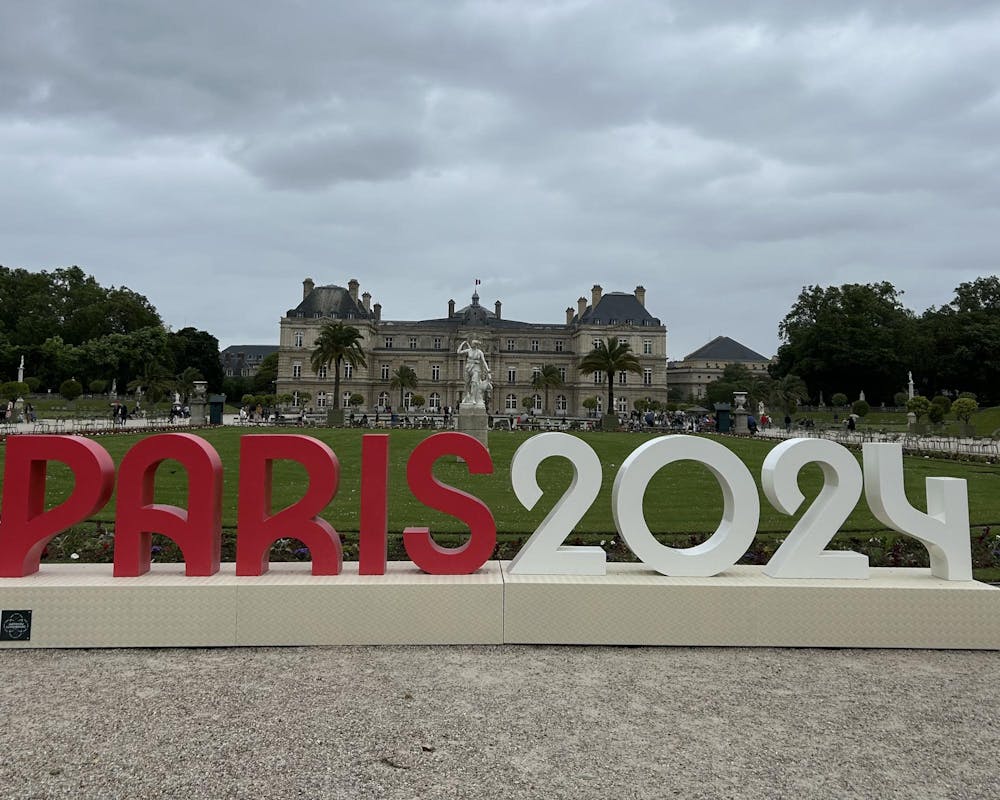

[0,646,997,800]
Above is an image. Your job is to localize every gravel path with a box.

[1,646,997,799]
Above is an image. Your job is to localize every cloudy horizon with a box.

[2,1,998,359]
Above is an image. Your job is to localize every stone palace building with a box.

[275,278,668,416]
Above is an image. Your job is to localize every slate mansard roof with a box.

[683,336,769,363]
[575,292,661,327]
[286,284,372,320]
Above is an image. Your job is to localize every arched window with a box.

[615,397,628,413]
[555,395,567,412]
[342,391,352,409]
[292,391,299,407]
[505,393,517,410]
[595,397,603,413]
[377,392,390,410]
[532,394,542,411]
[403,391,413,410]
[316,392,327,408]
[429,392,441,411]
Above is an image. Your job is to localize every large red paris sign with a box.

[0,432,973,582]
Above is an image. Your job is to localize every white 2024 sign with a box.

[507,434,971,581]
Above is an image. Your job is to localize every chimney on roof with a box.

[495,300,502,320]
[373,302,381,322]
[303,277,314,300]
[566,307,574,325]
[635,285,646,307]
[448,299,455,318]
[577,296,587,319]
[591,284,603,309]
[362,291,371,312]
[348,278,359,302]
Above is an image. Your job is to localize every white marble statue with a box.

[458,339,492,407]
[18,355,24,383]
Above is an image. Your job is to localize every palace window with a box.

[344,363,353,379]
[377,392,390,409]
[316,392,327,408]
[558,367,567,382]
[294,331,303,348]
[317,365,327,379]
[530,339,539,352]
[429,392,441,411]
[643,339,652,355]
[643,368,652,386]
[292,363,302,378]
[381,364,390,381]
[432,364,440,381]
[342,391,352,409]
[434,337,442,350]
[507,339,515,351]
[409,336,417,349]
[555,395,567,412]
[384,337,393,349]
[618,371,628,385]
[555,340,564,353]
[508,368,517,384]
[505,393,518,410]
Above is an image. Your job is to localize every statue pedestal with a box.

[456,403,489,452]
[733,408,749,434]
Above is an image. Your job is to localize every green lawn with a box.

[4,427,999,577]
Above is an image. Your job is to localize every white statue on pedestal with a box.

[908,371,915,400]
[458,339,492,407]
[18,355,24,384]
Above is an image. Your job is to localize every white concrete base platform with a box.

[0,562,997,648]
[501,563,1000,649]
[0,562,504,648]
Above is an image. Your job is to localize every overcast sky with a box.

[2,1,998,359]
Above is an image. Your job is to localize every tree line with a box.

[0,265,223,402]
[769,277,1000,407]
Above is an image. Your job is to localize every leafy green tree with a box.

[773,282,917,404]
[930,395,952,415]
[852,400,870,417]
[705,364,773,410]
[349,393,364,410]
[59,378,82,402]
[831,392,848,408]
[530,364,563,413]
[893,392,908,407]
[1,381,28,401]
[907,395,931,422]
[89,379,108,395]
[951,396,978,424]
[918,277,1000,404]
[578,337,641,416]
[927,404,945,425]
[310,322,366,420]
[582,396,598,415]
[389,365,418,410]
[24,377,41,393]
[252,352,279,394]
[169,328,224,392]
[411,394,425,411]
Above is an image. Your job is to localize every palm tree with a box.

[127,361,174,405]
[310,322,367,421]
[389,365,418,411]
[769,374,809,416]
[578,336,642,418]
[531,364,564,414]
